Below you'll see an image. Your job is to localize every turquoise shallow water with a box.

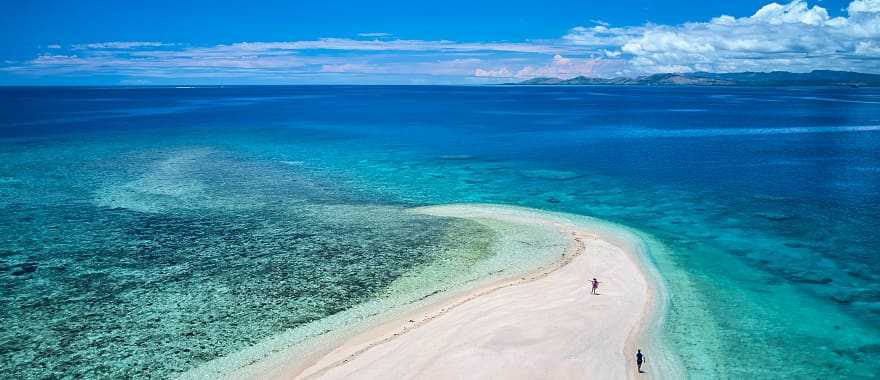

[1,86,879,378]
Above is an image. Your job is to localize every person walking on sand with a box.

[636,349,645,373]
[590,278,600,295]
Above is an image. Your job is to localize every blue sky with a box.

[1,0,877,84]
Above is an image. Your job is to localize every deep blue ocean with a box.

[1,85,879,379]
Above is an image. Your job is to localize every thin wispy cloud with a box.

[3,0,879,84]
[72,41,172,50]
[2,38,578,83]
[357,32,392,37]
[198,39,570,53]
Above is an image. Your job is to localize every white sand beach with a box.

[221,204,676,380]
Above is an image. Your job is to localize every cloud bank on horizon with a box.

[2,0,879,84]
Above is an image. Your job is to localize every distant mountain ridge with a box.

[508,70,880,87]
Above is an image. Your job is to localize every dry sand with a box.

[221,204,675,379]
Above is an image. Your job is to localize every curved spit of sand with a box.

[200,204,680,379]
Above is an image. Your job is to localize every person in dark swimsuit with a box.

[636,349,645,373]
[590,278,600,295]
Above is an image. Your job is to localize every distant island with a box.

[507,70,880,87]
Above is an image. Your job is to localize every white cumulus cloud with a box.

[565,0,880,73]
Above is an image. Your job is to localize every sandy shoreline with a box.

[187,204,678,379]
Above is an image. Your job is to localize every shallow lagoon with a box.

[1,85,879,378]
